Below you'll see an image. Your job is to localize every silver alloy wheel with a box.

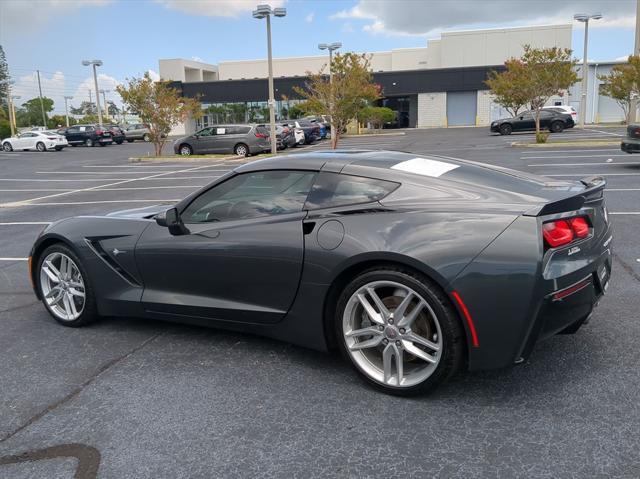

[36,142,46,152]
[2,142,11,152]
[179,145,191,156]
[235,144,248,156]
[39,252,86,321]
[343,280,443,388]
[85,138,93,147]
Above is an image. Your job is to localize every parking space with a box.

[1,130,639,478]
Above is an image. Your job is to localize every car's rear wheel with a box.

[2,142,12,152]
[115,140,123,145]
[36,142,46,152]
[335,267,465,396]
[85,138,94,147]
[37,244,98,327]
[54,146,64,151]
[179,144,192,156]
[234,143,249,157]
[143,133,150,142]
[499,124,512,135]
[550,121,564,133]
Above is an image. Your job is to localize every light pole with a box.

[1,79,16,136]
[10,95,20,135]
[253,4,286,155]
[630,0,640,123]
[64,96,73,127]
[318,42,342,142]
[574,13,602,128]
[82,59,103,127]
[100,89,110,121]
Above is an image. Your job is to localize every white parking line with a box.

[0,189,73,192]
[584,128,624,137]
[0,222,50,225]
[26,200,180,206]
[609,212,640,215]
[82,165,223,168]
[0,163,220,208]
[0,178,128,182]
[0,257,28,261]
[528,162,640,167]
[607,188,640,191]
[547,173,640,176]
[519,149,621,154]
[36,169,231,175]
[522,154,630,159]
[98,186,204,191]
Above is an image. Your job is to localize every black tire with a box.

[2,142,12,152]
[234,143,249,157]
[99,143,106,147]
[70,144,77,147]
[499,123,512,135]
[115,140,123,145]
[36,243,99,327]
[54,146,64,151]
[178,144,193,156]
[36,142,46,152]
[143,133,150,142]
[550,121,564,133]
[85,138,94,147]
[126,139,134,143]
[335,266,465,396]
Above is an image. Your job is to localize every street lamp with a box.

[100,89,110,120]
[253,4,286,155]
[318,42,342,141]
[63,96,73,127]
[574,13,602,128]
[0,79,16,136]
[82,59,103,127]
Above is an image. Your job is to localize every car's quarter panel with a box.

[134,212,307,324]
[30,217,151,317]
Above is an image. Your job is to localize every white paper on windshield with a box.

[216,128,226,135]
[391,157,459,177]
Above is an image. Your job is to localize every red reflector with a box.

[570,217,589,238]
[543,220,574,247]
[95,129,103,135]
[255,132,267,138]
[451,291,479,347]
[552,278,592,301]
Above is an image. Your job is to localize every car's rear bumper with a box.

[621,137,640,153]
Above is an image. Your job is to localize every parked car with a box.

[306,116,330,138]
[2,130,68,152]
[543,105,577,122]
[28,150,612,395]
[105,124,126,144]
[280,121,305,146]
[275,124,296,149]
[63,124,113,147]
[124,123,152,142]
[621,124,640,153]
[490,110,575,135]
[173,124,270,156]
[283,119,320,144]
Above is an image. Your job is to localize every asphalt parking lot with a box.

[1,128,639,478]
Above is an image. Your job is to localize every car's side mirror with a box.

[156,207,189,236]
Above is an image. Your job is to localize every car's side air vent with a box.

[334,208,390,216]
[84,239,141,287]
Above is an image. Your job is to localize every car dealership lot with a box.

[1,131,639,478]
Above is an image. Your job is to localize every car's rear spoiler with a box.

[523,176,606,217]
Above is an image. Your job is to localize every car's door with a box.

[135,169,317,324]
[514,111,535,131]
[538,110,553,129]
[20,132,38,149]
[65,126,79,143]
[191,127,216,153]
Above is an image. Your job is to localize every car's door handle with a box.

[303,222,316,235]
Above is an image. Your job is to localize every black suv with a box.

[63,124,113,147]
[490,110,575,135]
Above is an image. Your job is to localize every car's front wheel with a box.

[85,138,94,147]
[335,267,465,396]
[179,144,192,156]
[499,124,512,135]
[143,133,150,142]
[2,142,12,152]
[37,244,99,327]
[550,121,564,133]
[234,143,249,157]
[36,142,46,152]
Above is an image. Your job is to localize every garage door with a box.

[447,91,477,126]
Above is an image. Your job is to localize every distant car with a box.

[490,110,575,135]
[275,124,296,149]
[124,123,152,142]
[173,124,271,157]
[280,121,305,146]
[284,119,320,144]
[543,105,577,122]
[305,116,330,138]
[621,124,640,153]
[63,124,113,147]
[2,130,68,152]
[105,124,125,144]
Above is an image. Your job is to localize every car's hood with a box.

[105,204,172,219]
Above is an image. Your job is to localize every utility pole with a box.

[88,89,92,106]
[7,95,15,136]
[630,0,640,123]
[64,96,73,127]
[36,70,47,127]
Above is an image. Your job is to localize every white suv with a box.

[543,105,577,121]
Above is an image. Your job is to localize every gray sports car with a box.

[29,151,613,395]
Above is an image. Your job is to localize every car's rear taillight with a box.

[542,216,590,248]
[95,129,103,135]
[255,132,268,138]
[47,137,57,140]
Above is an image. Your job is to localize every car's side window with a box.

[181,170,317,224]
[197,128,213,136]
[304,172,399,210]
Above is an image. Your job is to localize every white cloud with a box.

[615,55,632,61]
[331,0,635,38]
[191,56,203,62]
[0,0,112,34]
[305,12,314,23]
[70,73,121,108]
[147,69,161,81]
[155,0,285,17]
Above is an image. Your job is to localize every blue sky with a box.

[0,0,635,114]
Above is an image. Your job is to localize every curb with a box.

[342,132,406,138]
[129,155,243,163]
[511,140,620,148]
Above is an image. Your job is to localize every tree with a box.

[70,101,96,116]
[485,60,530,117]
[360,106,396,130]
[15,97,54,127]
[0,45,9,114]
[599,55,640,123]
[287,103,305,119]
[117,72,202,155]
[47,115,75,129]
[294,52,380,148]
